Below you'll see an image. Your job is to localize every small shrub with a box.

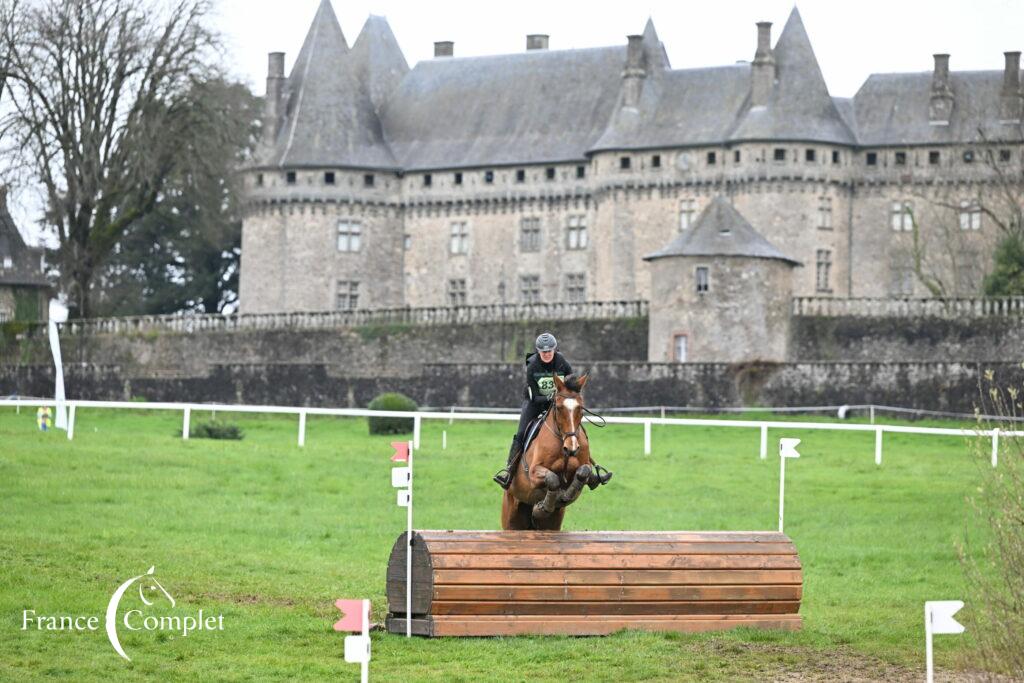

[189,421,243,440]
[367,392,417,435]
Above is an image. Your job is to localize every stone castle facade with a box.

[240,1,1023,326]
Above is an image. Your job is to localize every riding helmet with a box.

[535,332,557,352]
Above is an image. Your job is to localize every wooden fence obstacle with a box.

[385,529,803,637]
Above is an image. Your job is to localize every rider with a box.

[493,332,612,489]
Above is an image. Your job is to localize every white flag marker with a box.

[396,489,410,507]
[778,438,801,533]
[391,467,410,488]
[342,599,371,682]
[925,600,965,683]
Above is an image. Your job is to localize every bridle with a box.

[542,392,584,483]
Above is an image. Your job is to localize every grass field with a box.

[0,406,1000,681]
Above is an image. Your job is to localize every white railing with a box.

[0,397,1016,468]
[793,296,1024,318]
[20,300,648,336]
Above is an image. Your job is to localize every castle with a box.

[240,1,1023,359]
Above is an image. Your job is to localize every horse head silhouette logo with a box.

[104,566,174,661]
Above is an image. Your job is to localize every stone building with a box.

[0,187,49,322]
[241,1,1023,319]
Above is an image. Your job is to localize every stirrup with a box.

[587,464,613,490]
[493,468,513,490]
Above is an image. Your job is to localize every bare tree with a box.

[906,126,1024,299]
[0,0,222,317]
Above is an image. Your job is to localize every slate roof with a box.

[643,197,800,265]
[256,2,1022,171]
[0,189,49,288]
[853,70,1024,145]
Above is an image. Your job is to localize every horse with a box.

[501,373,602,530]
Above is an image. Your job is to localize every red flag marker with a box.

[333,599,364,632]
[390,441,409,462]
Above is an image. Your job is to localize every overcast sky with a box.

[11,0,1024,244]
[217,0,1023,99]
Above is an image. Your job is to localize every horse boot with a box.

[587,462,613,490]
[493,435,523,490]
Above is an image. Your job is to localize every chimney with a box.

[1000,51,1022,123]
[622,34,647,108]
[929,54,954,125]
[750,22,775,107]
[262,52,285,147]
[527,34,549,51]
[434,41,454,58]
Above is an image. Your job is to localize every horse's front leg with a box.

[558,464,591,507]
[531,467,561,520]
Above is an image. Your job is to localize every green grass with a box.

[0,406,998,681]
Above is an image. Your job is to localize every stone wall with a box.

[3,359,1016,414]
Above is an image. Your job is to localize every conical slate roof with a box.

[260,0,398,169]
[728,8,855,145]
[348,15,410,115]
[643,197,800,265]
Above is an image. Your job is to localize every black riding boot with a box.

[493,435,522,489]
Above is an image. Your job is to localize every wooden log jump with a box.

[385,530,803,637]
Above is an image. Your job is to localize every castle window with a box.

[285,171,296,184]
[889,264,915,297]
[576,165,586,179]
[673,334,687,363]
[520,217,541,252]
[999,149,1012,163]
[815,249,832,293]
[832,150,840,164]
[337,221,362,252]
[336,280,359,311]
[447,279,467,306]
[959,200,982,231]
[256,173,264,187]
[565,273,586,302]
[324,171,336,185]
[516,169,526,183]
[449,221,469,254]
[817,196,832,230]
[894,151,907,166]
[519,275,541,304]
[566,215,587,250]
[546,167,556,180]
[706,151,716,165]
[652,154,662,168]
[423,173,432,187]
[679,198,696,231]
[403,234,411,251]
[619,156,631,170]
[929,151,940,165]
[890,200,913,232]
[484,170,494,184]
[963,150,975,163]
[363,173,375,187]
[695,266,709,293]
[805,149,816,162]
[866,152,877,166]
[454,172,463,185]
[773,148,786,162]
[734,150,741,163]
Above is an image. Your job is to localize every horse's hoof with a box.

[575,465,592,482]
[543,471,560,491]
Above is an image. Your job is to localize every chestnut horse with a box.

[501,373,602,530]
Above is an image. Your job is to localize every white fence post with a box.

[643,420,651,455]
[298,410,307,447]
[870,405,875,424]
[66,404,76,441]
[182,407,191,440]
[442,430,447,450]
[760,423,768,459]
[413,415,421,450]
[991,428,999,468]
[875,427,883,466]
